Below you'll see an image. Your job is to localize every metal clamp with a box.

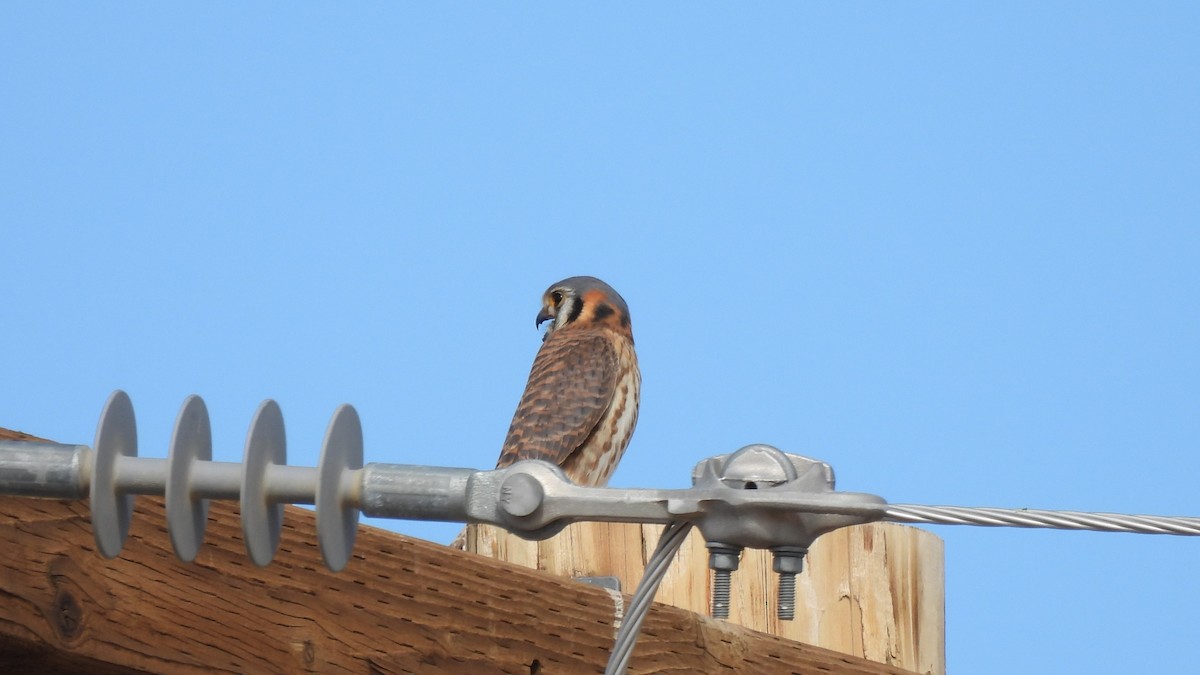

[471,444,887,620]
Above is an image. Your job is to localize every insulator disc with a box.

[316,404,362,572]
[241,400,286,567]
[91,390,137,558]
[166,395,212,562]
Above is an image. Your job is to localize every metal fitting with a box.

[771,546,807,621]
[706,542,742,619]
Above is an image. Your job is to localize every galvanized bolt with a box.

[500,472,545,518]
[707,542,742,619]
[772,546,807,621]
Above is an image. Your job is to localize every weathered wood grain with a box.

[1,493,931,674]
[468,519,944,674]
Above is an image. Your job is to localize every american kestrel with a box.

[454,276,640,548]
[496,276,641,483]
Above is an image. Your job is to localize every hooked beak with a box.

[536,307,555,329]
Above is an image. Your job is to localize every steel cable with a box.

[604,520,693,675]
[886,504,1200,535]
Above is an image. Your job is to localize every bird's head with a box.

[536,276,632,341]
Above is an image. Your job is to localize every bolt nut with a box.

[771,546,807,574]
[706,543,742,571]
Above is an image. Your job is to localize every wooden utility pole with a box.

[469,519,944,675]
[0,427,942,673]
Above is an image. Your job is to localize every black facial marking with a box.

[620,313,630,329]
[566,297,584,324]
[593,302,615,321]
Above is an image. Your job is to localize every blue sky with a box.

[3,4,1198,673]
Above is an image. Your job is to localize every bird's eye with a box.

[551,291,563,305]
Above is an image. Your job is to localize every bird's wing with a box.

[496,330,619,469]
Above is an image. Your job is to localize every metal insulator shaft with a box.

[0,441,91,498]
